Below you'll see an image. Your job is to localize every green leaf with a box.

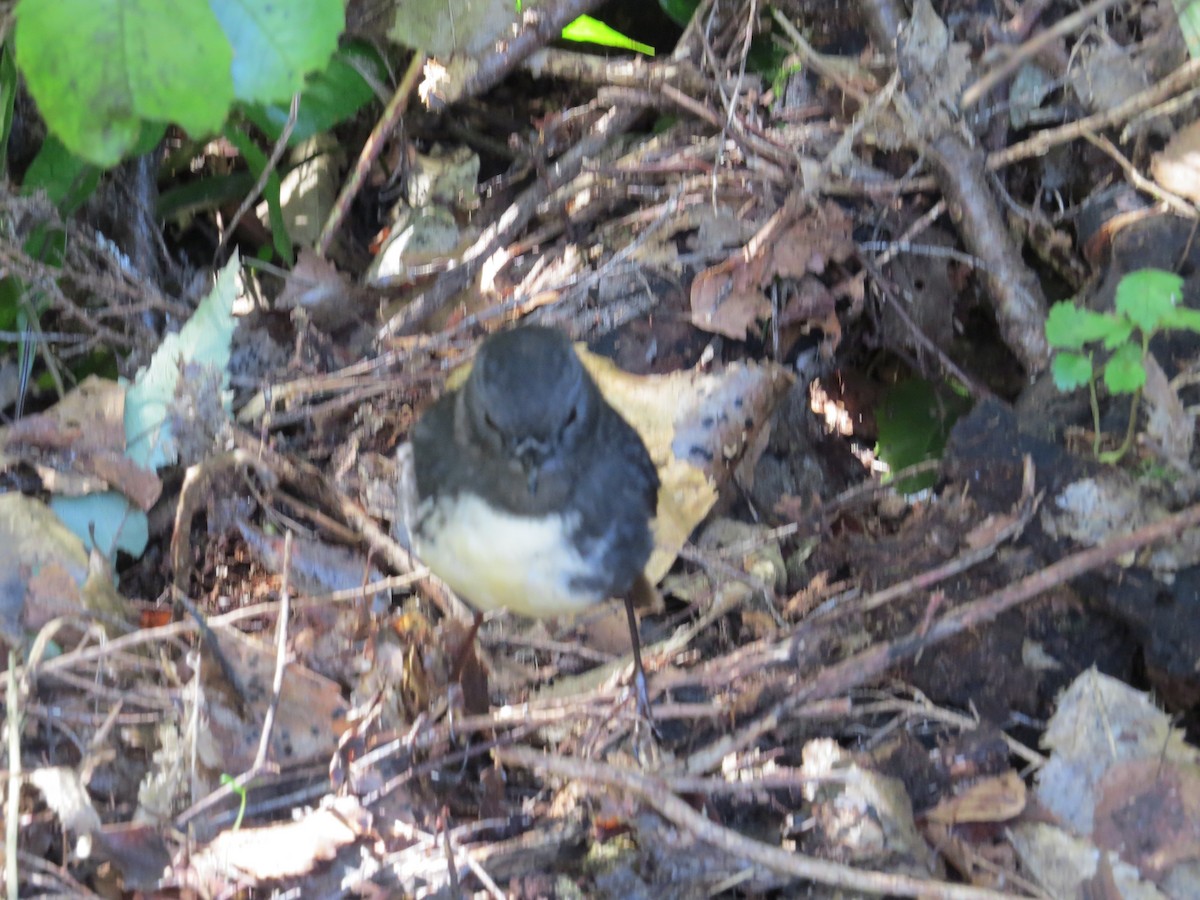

[1044,301,1122,349]
[242,42,383,146]
[1160,304,1200,334]
[658,0,699,28]
[125,253,240,471]
[1103,342,1146,395]
[22,134,101,214]
[0,47,18,178]
[0,277,21,333]
[388,0,520,57]
[874,377,969,493]
[1173,0,1200,59]
[224,125,292,264]
[209,0,343,104]
[1051,352,1092,391]
[157,171,257,221]
[1099,316,1134,350]
[15,0,233,167]
[562,16,655,56]
[1115,268,1183,334]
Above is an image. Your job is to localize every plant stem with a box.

[1100,387,1142,464]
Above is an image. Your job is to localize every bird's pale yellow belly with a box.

[413,492,604,618]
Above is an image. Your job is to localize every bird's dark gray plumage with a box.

[409,326,658,619]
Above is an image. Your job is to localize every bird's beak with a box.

[515,442,543,495]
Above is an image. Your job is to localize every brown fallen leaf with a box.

[1093,757,1200,879]
[195,625,347,776]
[924,770,1027,825]
[276,247,354,331]
[0,375,162,509]
[185,795,371,883]
[690,199,854,340]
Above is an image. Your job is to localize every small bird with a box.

[408,326,659,714]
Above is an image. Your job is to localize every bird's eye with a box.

[564,406,577,427]
[483,411,499,432]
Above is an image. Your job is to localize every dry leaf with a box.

[690,201,854,340]
[924,770,1026,825]
[578,348,794,581]
[1141,353,1194,471]
[1094,758,1200,879]
[195,625,347,776]
[189,795,370,882]
[276,248,352,329]
[0,375,161,508]
[1151,119,1200,205]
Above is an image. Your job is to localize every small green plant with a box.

[219,774,248,830]
[1045,267,1200,462]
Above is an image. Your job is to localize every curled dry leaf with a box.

[578,347,794,581]
[1013,668,1200,896]
[0,375,161,510]
[1093,758,1200,879]
[276,247,353,331]
[1140,353,1194,472]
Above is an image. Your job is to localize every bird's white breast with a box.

[413,493,605,618]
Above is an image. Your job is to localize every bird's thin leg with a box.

[622,593,653,721]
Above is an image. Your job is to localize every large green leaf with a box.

[16,0,232,166]
[210,0,343,104]
[22,134,102,214]
[243,42,383,146]
[15,0,343,168]
[874,377,970,493]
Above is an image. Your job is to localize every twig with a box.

[812,457,1038,625]
[252,531,293,772]
[451,0,603,104]
[989,58,1200,171]
[1082,130,1199,219]
[685,494,1200,776]
[6,652,20,900]
[962,0,1126,108]
[497,746,1020,899]
[316,52,425,257]
[456,835,506,900]
[771,7,874,105]
[216,92,299,264]
[375,103,643,336]
[925,131,1051,371]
